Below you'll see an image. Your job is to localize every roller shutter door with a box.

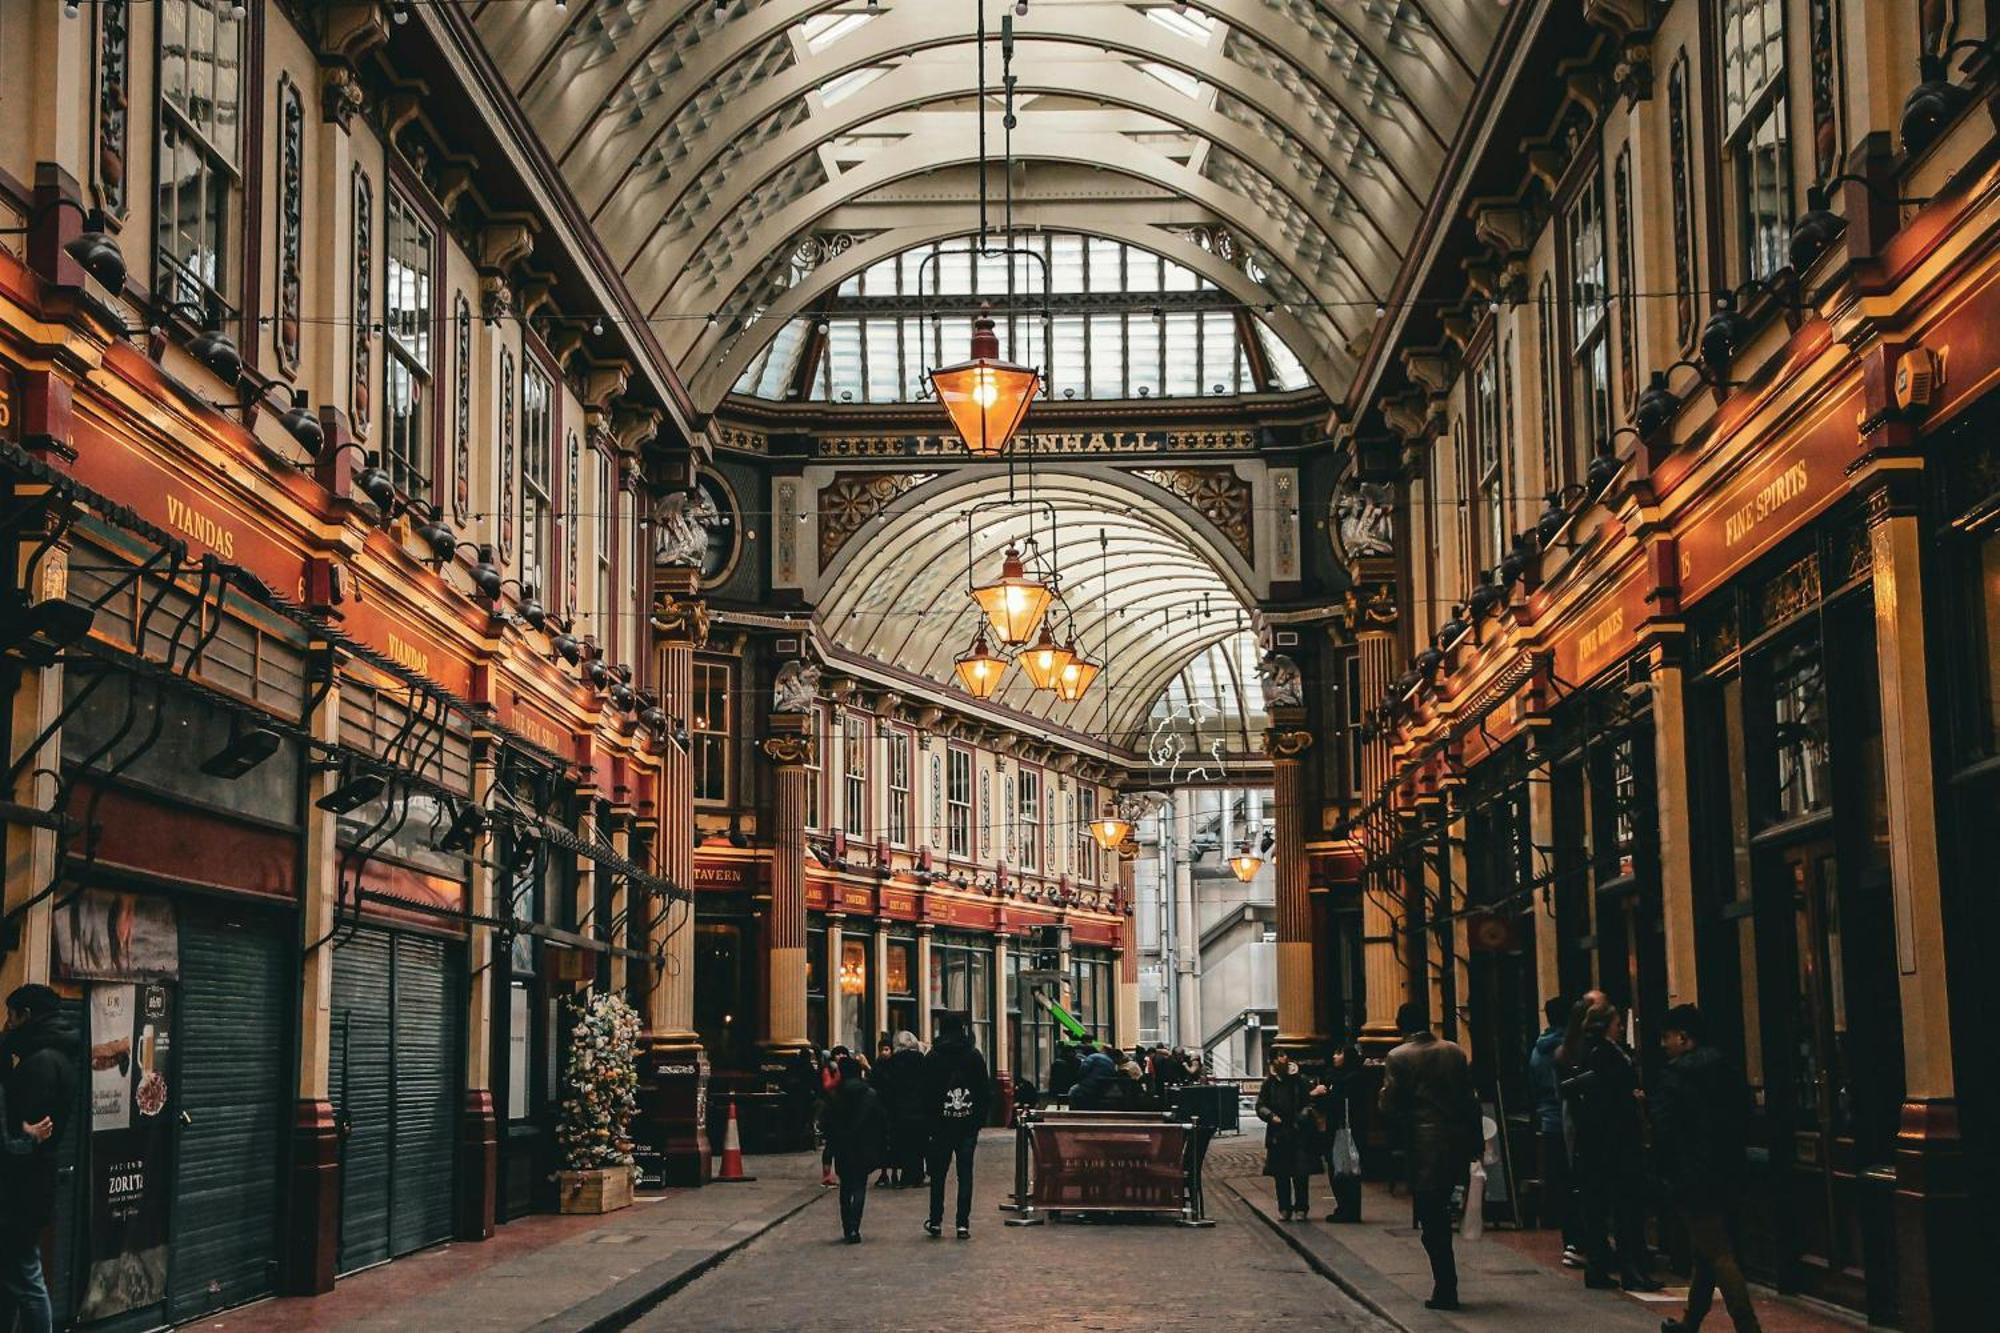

[331,927,463,1274]
[167,901,290,1321]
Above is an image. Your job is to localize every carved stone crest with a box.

[772,659,821,714]
[1258,654,1305,708]
[654,486,721,568]
[651,591,709,647]
[1332,482,1395,560]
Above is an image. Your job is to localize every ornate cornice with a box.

[817,470,939,565]
[761,734,818,767]
[1126,466,1253,561]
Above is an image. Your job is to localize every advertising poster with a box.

[76,981,176,1322]
[55,889,179,982]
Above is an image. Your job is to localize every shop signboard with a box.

[1028,1120,1188,1212]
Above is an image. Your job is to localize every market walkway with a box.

[633,1130,1390,1333]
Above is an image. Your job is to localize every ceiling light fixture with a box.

[969,543,1054,646]
[1228,843,1264,883]
[953,625,1009,700]
[1016,622,1076,691]
[929,303,1039,456]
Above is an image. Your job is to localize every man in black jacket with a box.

[1653,1005,1762,1332]
[2,983,81,1333]
[921,1011,991,1240]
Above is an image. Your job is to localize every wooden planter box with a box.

[558,1166,635,1215]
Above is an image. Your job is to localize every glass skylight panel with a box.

[1137,62,1205,100]
[1202,311,1237,392]
[1143,5,1218,44]
[1163,257,1200,292]
[976,248,1011,298]
[860,254,898,297]
[817,65,890,107]
[1089,314,1126,398]
[824,318,864,402]
[934,315,971,375]
[1050,315,1087,399]
[1087,238,1123,292]
[1163,312,1201,394]
[1126,250,1162,293]
[864,319,901,402]
[800,10,874,53]
[1127,315,1162,397]
[936,248,973,295]
[1256,318,1310,390]
[1049,235,1086,293]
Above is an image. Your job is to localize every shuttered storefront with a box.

[166,899,291,1322]
[330,927,463,1274]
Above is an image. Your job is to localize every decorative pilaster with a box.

[456,739,499,1240]
[2,505,64,999]
[1353,627,1405,1053]
[915,924,935,1044]
[1264,706,1319,1057]
[761,711,814,1053]
[1644,630,1700,1005]
[870,917,890,1045]
[991,933,1010,1074]
[826,912,846,1050]
[639,565,709,1185]
[285,656,341,1292]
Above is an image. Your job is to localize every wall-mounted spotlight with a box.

[315,767,387,814]
[0,198,126,291]
[414,506,458,565]
[199,719,283,779]
[1900,41,1994,154]
[436,800,490,853]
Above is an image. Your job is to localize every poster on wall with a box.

[77,981,176,1321]
[54,889,179,981]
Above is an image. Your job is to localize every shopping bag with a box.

[1329,1125,1361,1178]
[1460,1160,1487,1239]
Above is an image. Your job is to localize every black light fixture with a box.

[1900,49,1978,156]
[414,505,457,565]
[1791,185,1848,271]
[1698,293,1751,378]
[1585,435,1626,498]
[187,314,243,386]
[351,453,398,519]
[549,627,583,665]
[436,800,490,853]
[0,199,126,291]
[316,769,387,814]
[199,720,283,779]
[224,381,322,454]
[1435,604,1470,653]
[1499,532,1534,588]
[1467,570,1506,622]
[2,596,95,663]
[1414,646,1444,679]
[1534,491,1570,549]
[1634,369,1682,438]
[469,544,503,601]
[583,655,612,690]
[517,584,548,632]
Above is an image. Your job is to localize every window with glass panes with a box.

[745,233,1306,403]
[803,708,826,830]
[886,729,911,846]
[383,191,434,501]
[947,747,972,858]
[1073,786,1094,883]
[519,363,554,594]
[1717,0,1792,283]
[806,919,828,1051]
[1568,172,1612,482]
[843,717,869,839]
[1474,349,1506,572]
[1007,948,1056,1090]
[594,453,613,636]
[692,660,729,803]
[1016,768,1040,871]
[619,486,639,665]
[1070,950,1114,1047]
[156,0,243,315]
[886,931,919,1038]
[930,930,993,1057]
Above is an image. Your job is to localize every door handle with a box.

[178,1110,193,1126]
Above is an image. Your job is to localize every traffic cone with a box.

[712,1097,755,1183]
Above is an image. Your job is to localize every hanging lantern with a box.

[1228,843,1265,882]
[1053,643,1101,701]
[970,543,1054,645]
[953,626,1009,699]
[1088,803,1133,853]
[929,302,1039,455]
[1017,623,1076,691]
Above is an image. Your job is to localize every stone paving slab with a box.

[196,1154,827,1333]
[1223,1173,1863,1333]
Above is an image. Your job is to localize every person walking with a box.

[1562,999,1661,1292]
[1378,1001,1481,1312]
[1529,996,1585,1268]
[1653,1005,1761,1332]
[2,984,81,1333]
[1254,1051,1323,1221]
[873,1031,929,1188]
[921,1012,991,1240]
[822,1055,888,1243]
[1319,1043,1367,1223]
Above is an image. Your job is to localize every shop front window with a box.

[886,933,918,1040]
[806,921,828,1051]
[1769,639,1831,822]
[930,930,992,1056]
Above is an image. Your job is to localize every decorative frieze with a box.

[351,166,373,438]
[1128,467,1254,561]
[1667,52,1698,351]
[93,0,130,219]
[453,295,472,524]
[275,73,305,376]
[1613,145,1638,416]
[499,348,516,562]
[816,471,938,565]
[816,428,1262,458]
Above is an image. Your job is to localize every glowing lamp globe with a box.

[1228,846,1265,882]
[971,544,1054,645]
[953,627,1009,699]
[929,303,1039,456]
[1088,805,1134,853]
[1053,646,1100,702]
[1018,624,1076,691]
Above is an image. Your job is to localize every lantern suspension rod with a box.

[961,495,1060,598]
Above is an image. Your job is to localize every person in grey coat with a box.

[1377,1001,1481,1312]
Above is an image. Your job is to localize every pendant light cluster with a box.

[951,539,1100,704]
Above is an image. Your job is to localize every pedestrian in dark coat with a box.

[1653,1005,1761,1332]
[1067,1050,1119,1110]
[1318,1044,1368,1223]
[871,1032,929,1187]
[1255,1052,1324,1220]
[822,1056,887,1243]
[1049,1040,1081,1100]
[1528,996,1584,1263]
[1561,1000,1660,1292]
[2,984,81,1333]
[921,1012,991,1239]
[1378,1002,1481,1312]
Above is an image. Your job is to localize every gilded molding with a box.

[1127,466,1254,561]
[817,471,938,565]
[1263,728,1314,760]
[762,735,818,767]
[652,591,711,646]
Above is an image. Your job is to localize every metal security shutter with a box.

[389,933,460,1256]
[331,929,395,1273]
[332,927,462,1273]
[167,902,290,1322]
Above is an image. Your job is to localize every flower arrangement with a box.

[555,988,642,1174]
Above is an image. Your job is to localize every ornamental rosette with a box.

[555,989,643,1175]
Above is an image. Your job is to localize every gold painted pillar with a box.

[2,521,64,997]
[455,738,499,1241]
[1442,789,1472,1055]
[761,711,813,1053]
[1265,705,1320,1057]
[1856,463,1970,1331]
[1526,753,1562,1009]
[639,565,709,1185]
[826,911,846,1051]
[871,917,890,1047]
[605,813,631,997]
[991,932,1010,1074]
[1354,627,1405,1052]
[915,924,935,1045]
[1645,630,1700,1006]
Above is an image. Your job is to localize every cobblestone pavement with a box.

[635,1130,1393,1333]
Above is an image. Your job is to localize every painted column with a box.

[639,565,709,1185]
[990,932,1010,1074]
[1857,467,1970,1331]
[1,513,64,998]
[605,812,631,997]
[1354,629,1404,1053]
[1645,631,1700,1006]
[1118,854,1141,1051]
[1442,791,1472,1056]
[1526,753,1562,1010]
[870,917,889,1047]
[1170,798,1200,1050]
[761,710,813,1053]
[1266,705,1319,1058]
[455,739,499,1241]
[284,663,341,1293]
[826,911,846,1051]
[915,923,935,1045]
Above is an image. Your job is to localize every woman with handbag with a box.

[1318,1044,1367,1222]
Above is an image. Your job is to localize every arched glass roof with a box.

[733,233,1313,402]
[1144,630,1269,762]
